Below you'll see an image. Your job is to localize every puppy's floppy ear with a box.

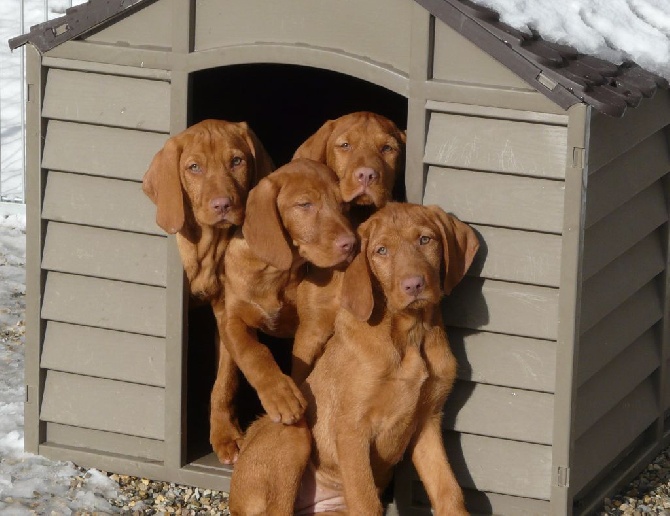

[238,122,275,186]
[242,176,293,270]
[142,137,185,234]
[426,205,480,295]
[292,120,336,163]
[341,235,374,321]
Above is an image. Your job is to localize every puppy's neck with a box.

[177,217,236,302]
[371,297,437,350]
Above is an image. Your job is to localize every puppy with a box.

[291,112,407,384]
[209,159,355,463]
[229,202,478,516]
[142,119,274,464]
[142,119,274,300]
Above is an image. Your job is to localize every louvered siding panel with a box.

[42,121,166,181]
[444,382,554,444]
[577,279,663,386]
[582,181,668,280]
[42,222,167,287]
[449,328,556,393]
[444,432,552,499]
[43,69,170,131]
[45,423,164,462]
[42,172,161,235]
[580,230,665,334]
[585,130,670,227]
[41,272,166,337]
[424,113,567,179]
[574,329,659,439]
[424,166,565,233]
[443,278,559,340]
[41,371,165,440]
[469,225,562,287]
[572,379,658,493]
[41,321,165,387]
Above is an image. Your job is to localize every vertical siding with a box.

[573,103,670,505]
[36,64,171,462]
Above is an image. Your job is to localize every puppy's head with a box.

[242,159,356,271]
[341,203,479,321]
[142,119,274,234]
[293,112,406,209]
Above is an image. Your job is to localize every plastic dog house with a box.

[10,0,670,514]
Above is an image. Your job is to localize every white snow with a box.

[475,0,670,79]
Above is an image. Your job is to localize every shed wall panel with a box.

[431,20,532,90]
[470,225,562,287]
[572,379,658,493]
[41,321,165,387]
[42,222,166,286]
[82,0,172,49]
[449,328,556,393]
[194,0,412,74]
[573,328,659,439]
[41,272,166,337]
[43,69,170,132]
[42,172,161,235]
[444,432,552,499]
[577,279,663,385]
[580,230,665,333]
[426,100,569,125]
[444,278,559,340]
[424,113,567,179]
[588,92,670,171]
[585,130,670,227]
[41,371,164,440]
[424,167,564,233]
[45,423,164,462]
[444,382,554,444]
[582,181,668,280]
[42,121,166,181]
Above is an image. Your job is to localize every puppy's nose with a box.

[210,197,232,214]
[402,276,425,297]
[335,233,356,254]
[355,167,378,186]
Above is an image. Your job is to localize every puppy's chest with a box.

[251,277,299,336]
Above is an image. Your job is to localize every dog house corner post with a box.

[405,2,432,204]
[550,102,590,515]
[24,44,48,454]
[163,0,195,473]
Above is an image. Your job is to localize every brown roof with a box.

[9,0,669,117]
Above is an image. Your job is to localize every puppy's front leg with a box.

[209,330,243,464]
[336,425,383,516]
[410,416,468,516]
[222,312,307,424]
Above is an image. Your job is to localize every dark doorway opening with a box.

[185,63,408,465]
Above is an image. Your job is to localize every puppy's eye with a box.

[376,246,387,256]
[188,163,202,173]
[419,235,431,245]
[231,156,243,167]
[381,144,394,153]
[297,202,313,209]
[340,142,350,149]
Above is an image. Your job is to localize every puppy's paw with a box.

[210,423,243,464]
[258,374,307,424]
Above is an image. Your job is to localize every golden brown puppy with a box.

[229,202,478,516]
[142,119,274,464]
[142,118,274,300]
[209,159,356,463]
[293,111,406,220]
[291,112,406,384]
